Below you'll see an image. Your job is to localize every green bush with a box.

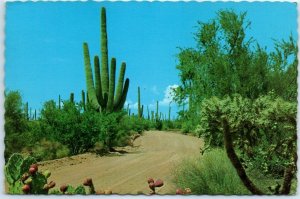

[40,101,101,155]
[23,139,70,161]
[162,120,174,130]
[173,149,250,195]
[181,120,195,134]
[98,111,132,150]
[154,119,163,130]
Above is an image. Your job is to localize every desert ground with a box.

[39,131,203,194]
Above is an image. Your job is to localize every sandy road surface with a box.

[39,131,203,195]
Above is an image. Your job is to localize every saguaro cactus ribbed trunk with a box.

[83,7,130,113]
[101,7,109,95]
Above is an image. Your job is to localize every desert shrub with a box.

[98,111,131,150]
[25,139,70,161]
[181,120,195,134]
[173,149,249,195]
[125,116,145,134]
[162,120,174,130]
[154,119,163,130]
[40,101,100,155]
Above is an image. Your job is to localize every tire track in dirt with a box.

[39,131,203,194]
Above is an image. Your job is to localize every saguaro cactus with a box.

[58,95,61,109]
[70,93,74,103]
[83,7,129,113]
[138,87,143,118]
[24,102,29,120]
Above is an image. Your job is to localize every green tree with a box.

[4,91,28,161]
[174,10,297,126]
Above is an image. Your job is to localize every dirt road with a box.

[39,131,203,195]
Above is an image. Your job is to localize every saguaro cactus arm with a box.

[107,58,116,112]
[114,78,130,111]
[83,43,100,111]
[94,56,105,107]
[114,62,126,106]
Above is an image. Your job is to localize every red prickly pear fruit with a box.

[29,167,37,175]
[22,184,30,194]
[147,177,154,184]
[154,179,164,187]
[149,182,155,191]
[83,178,93,186]
[30,164,38,172]
[176,188,184,195]
[60,184,68,193]
[48,181,56,188]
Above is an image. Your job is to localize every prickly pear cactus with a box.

[5,153,24,186]
[5,153,55,194]
[63,185,86,194]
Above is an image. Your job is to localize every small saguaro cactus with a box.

[151,111,154,121]
[58,95,61,109]
[70,93,74,103]
[138,87,143,118]
[24,102,29,120]
[83,7,129,113]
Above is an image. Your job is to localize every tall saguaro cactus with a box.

[83,7,130,113]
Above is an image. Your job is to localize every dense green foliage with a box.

[172,10,297,195]
[173,149,250,194]
[197,94,296,177]
[195,94,296,194]
[173,10,297,132]
[4,91,29,161]
[4,90,148,161]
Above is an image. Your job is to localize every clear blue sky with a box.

[5,1,297,118]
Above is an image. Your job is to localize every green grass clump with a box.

[173,149,250,195]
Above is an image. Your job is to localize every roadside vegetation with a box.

[172,10,297,195]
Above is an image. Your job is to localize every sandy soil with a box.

[38,131,203,195]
